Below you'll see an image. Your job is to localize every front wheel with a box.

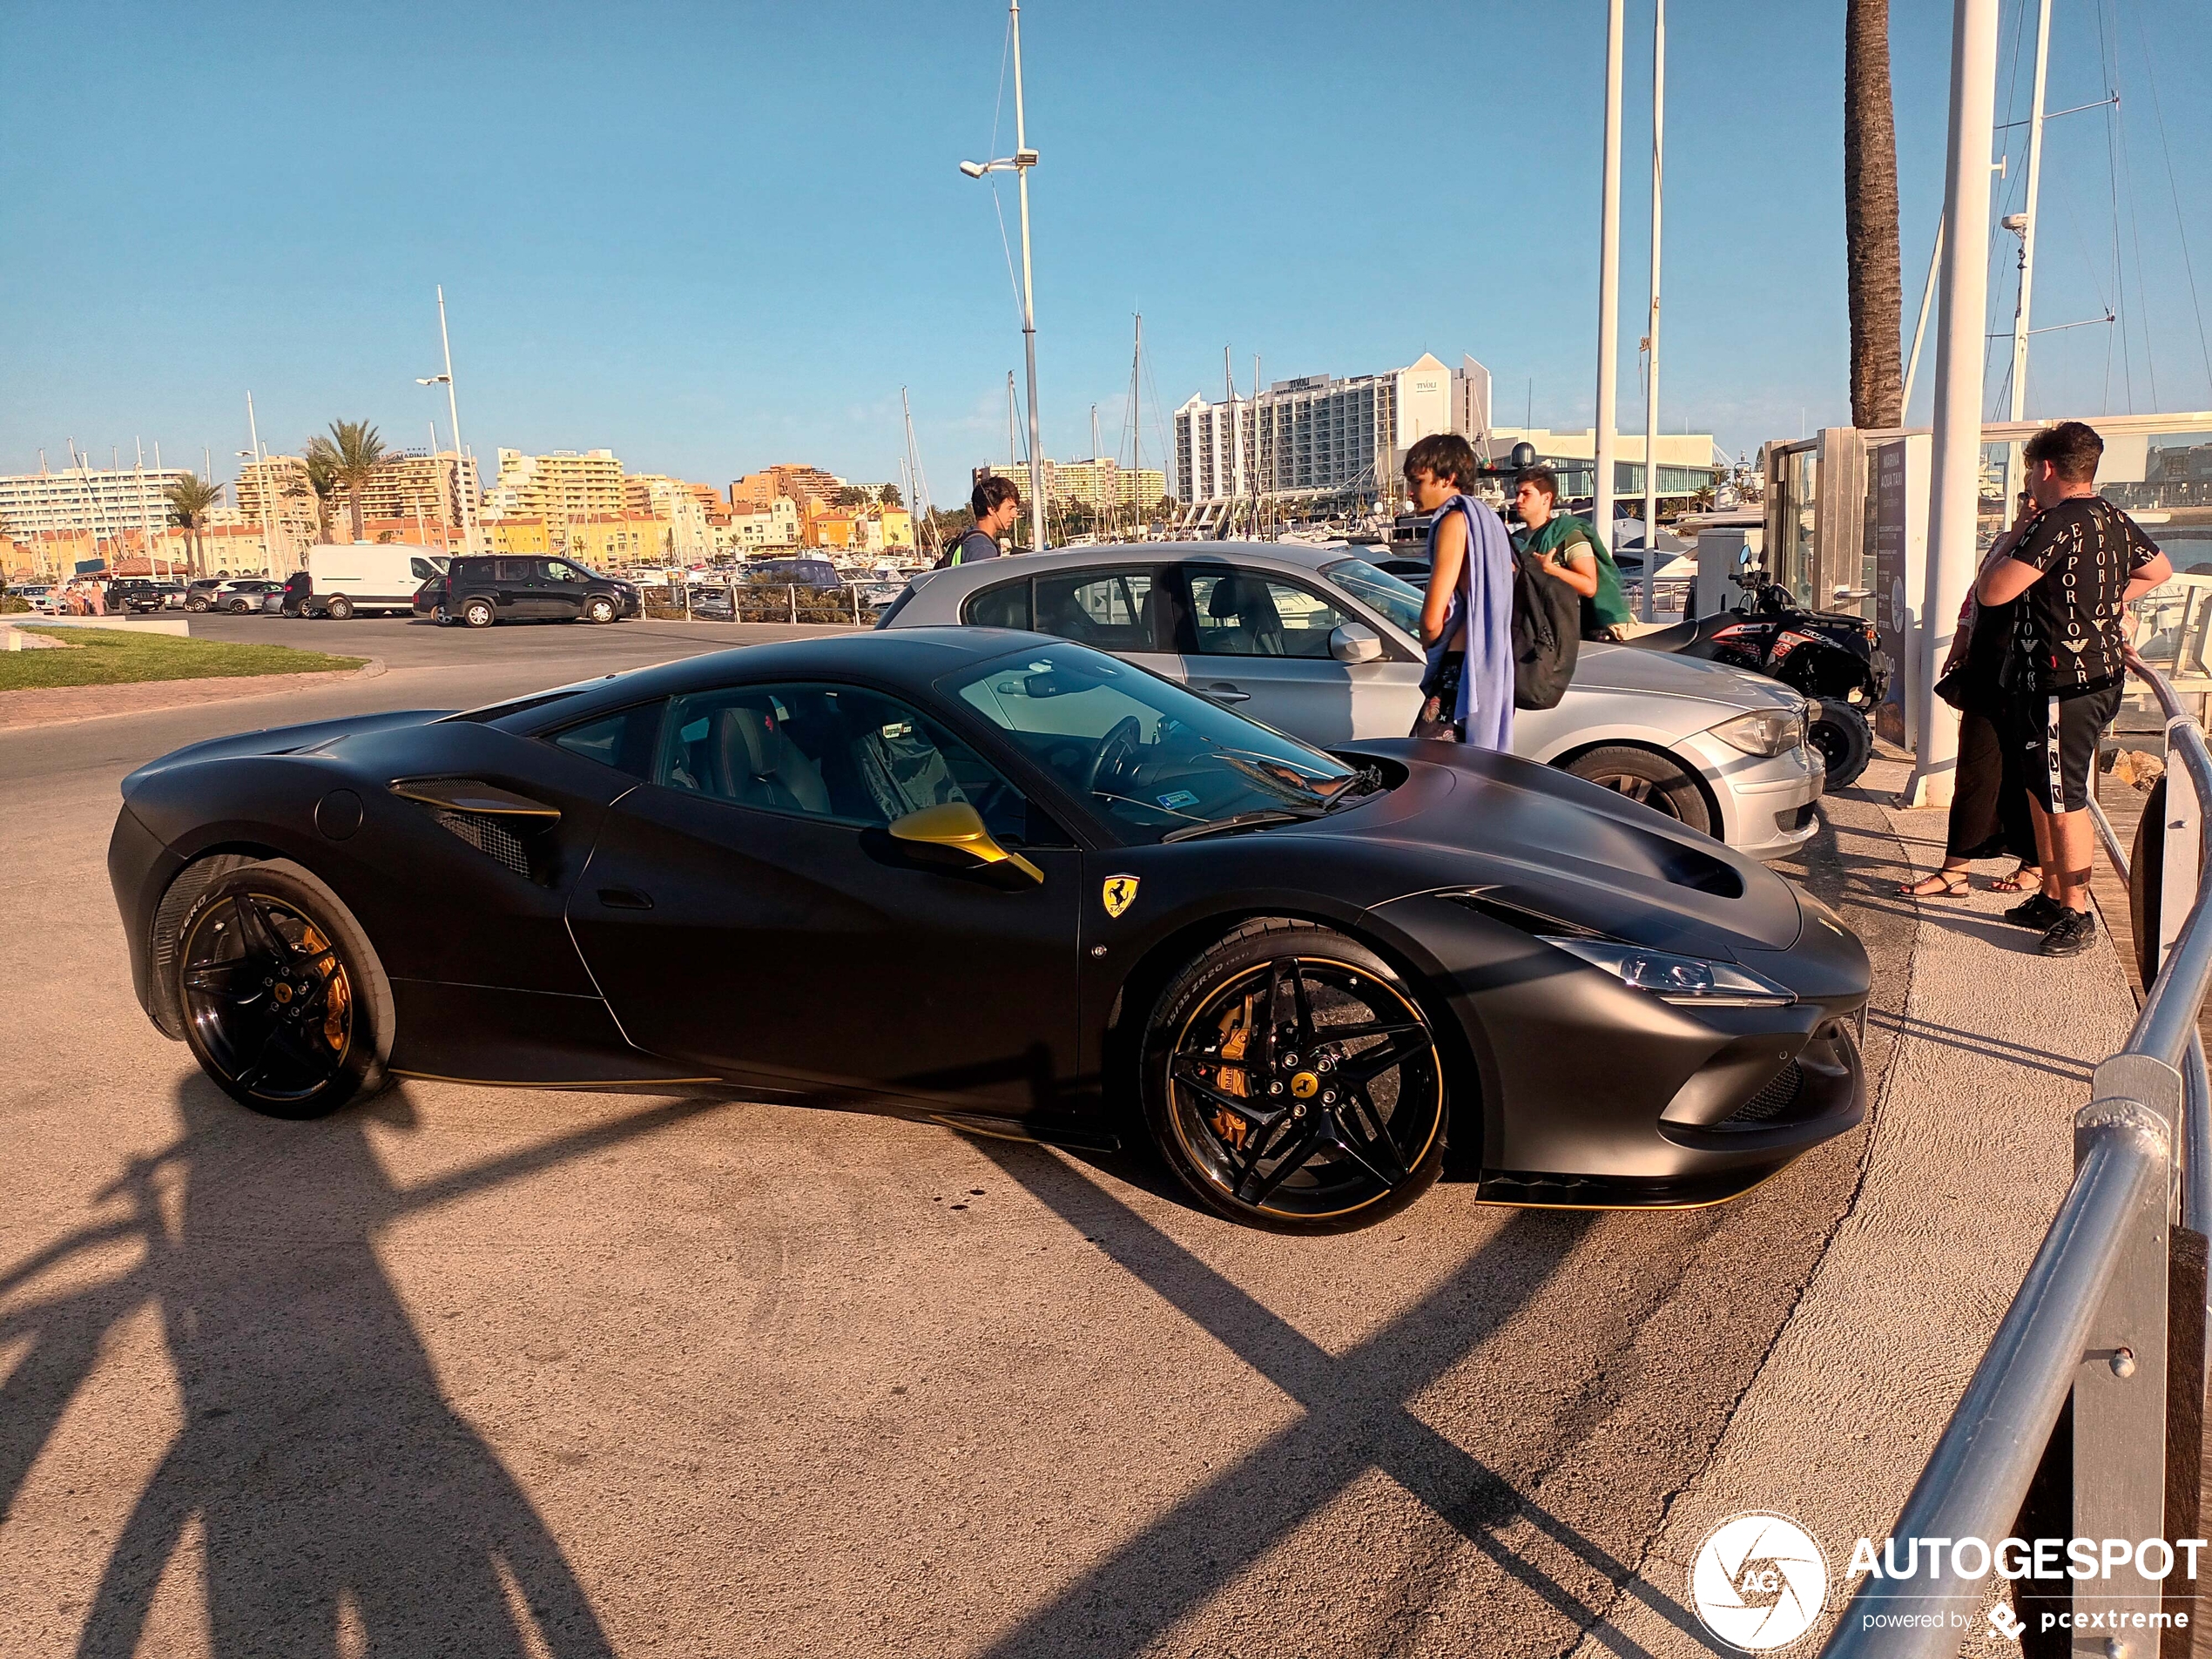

[1561,745,1715,836]
[584,596,616,624]
[462,598,495,628]
[1141,920,1447,1232]
[174,859,395,1119]
[1804,698,1873,789]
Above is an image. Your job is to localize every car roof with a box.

[914,541,1354,593]
[491,625,1055,728]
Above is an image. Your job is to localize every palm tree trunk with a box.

[1844,0,1903,428]
[347,492,364,543]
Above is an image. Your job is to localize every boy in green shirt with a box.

[1510,466,1635,640]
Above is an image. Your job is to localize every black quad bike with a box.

[1622,569,1885,787]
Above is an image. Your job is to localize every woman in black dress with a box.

[1898,502,2042,898]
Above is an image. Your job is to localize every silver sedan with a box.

[882,542,1823,860]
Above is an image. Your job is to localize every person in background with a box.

[941,476,1022,568]
[1410,434,1516,751]
[1511,466,1634,641]
[1976,419,2172,955]
[1898,492,2042,898]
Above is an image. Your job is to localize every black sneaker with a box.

[2005,892,2064,929]
[2040,907,2098,957]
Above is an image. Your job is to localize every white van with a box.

[300,543,448,618]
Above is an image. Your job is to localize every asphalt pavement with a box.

[0,637,1943,1657]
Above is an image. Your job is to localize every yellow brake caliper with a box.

[300,922,350,1051]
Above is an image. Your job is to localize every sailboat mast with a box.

[2009,0,2053,425]
[1129,314,1143,539]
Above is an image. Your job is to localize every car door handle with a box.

[597,886,653,910]
[1203,684,1251,703]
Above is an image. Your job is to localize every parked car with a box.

[882,542,1824,860]
[414,556,641,628]
[107,629,1868,1232]
[108,579,186,614]
[281,543,449,620]
[742,556,843,590]
[187,578,281,615]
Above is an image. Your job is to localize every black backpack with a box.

[1509,544,1580,710]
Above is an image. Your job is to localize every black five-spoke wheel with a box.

[1143,921,1447,1231]
[175,860,392,1118]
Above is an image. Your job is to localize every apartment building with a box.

[731,464,845,513]
[0,463,196,543]
[565,512,672,568]
[1170,352,1479,514]
[1044,456,1167,514]
[487,448,625,519]
[353,450,481,535]
[724,496,803,552]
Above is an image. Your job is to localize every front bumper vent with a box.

[1719,1061,1804,1127]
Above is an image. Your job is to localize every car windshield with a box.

[1321,557,1424,637]
[947,643,1373,840]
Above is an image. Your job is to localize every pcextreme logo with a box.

[1689,1513,1830,1652]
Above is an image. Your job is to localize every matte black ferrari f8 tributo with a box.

[109,629,1871,1231]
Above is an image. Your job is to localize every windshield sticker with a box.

[1156,790,1199,811]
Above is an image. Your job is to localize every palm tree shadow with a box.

[0,1075,737,1658]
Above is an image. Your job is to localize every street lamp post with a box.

[959,0,1046,554]
[418,286,476,555]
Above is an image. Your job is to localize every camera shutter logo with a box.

[1688,1512,1829,1651]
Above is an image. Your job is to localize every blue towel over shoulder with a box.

[1422,494,1516,752]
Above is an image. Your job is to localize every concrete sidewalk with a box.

[1572,752,2142,1658]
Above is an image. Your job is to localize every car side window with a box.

[1031,569,1160,652]
[653,683,1035,844]
[964,579,1031,631]
[546,561,588,584]
[549,702,664,778]
[409,556,435,581]
[1186,570,1345,659]
[494,559,533,583]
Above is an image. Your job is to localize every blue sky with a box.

[3,0,2209,502]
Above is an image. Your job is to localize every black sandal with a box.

[1898,870,1972,898]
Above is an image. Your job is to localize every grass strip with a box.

[0,627,367,691]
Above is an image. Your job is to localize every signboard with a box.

[74,557,106,575]
[1871,435,1931,750]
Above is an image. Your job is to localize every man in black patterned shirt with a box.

[1976,421,2172,956]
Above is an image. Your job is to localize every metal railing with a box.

[1823,648,2211,1656]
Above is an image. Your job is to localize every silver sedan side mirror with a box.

[1330,622,1384,664]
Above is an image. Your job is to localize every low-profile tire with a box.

[462,597,495,628]
[1140,919,1447,1233]
[324,594,354,621]
[1804,698,1873,789]
[174,858,395,1120]
[583,595,617,624]
[1561,745,1715,836]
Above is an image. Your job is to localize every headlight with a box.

[1708,709,1804,758]
[1539,936,1796,1006]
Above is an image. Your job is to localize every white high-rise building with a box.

[0,462,196,543]
[1171,353,1490,523]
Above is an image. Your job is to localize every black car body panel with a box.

[108,629,1871,1204]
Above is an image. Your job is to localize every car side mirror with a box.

[1330,622,1384,664]
[887,801,1042,886]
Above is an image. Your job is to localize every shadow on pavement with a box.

[961,1137,1714,1659]
[0,1076,735,1657]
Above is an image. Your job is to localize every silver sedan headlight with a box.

[1540,936,1796,1007]
[1708,708,1804,758]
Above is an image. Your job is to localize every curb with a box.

[354,658,388,679]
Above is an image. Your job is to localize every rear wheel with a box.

[1804,698,1873,788]
[1141,921,1447,1232]
[462,597,494,628]
[325,594,354,621]
[1561,745,1714,836]
[175,860,394,1119]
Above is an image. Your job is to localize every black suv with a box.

[415,556,641,628]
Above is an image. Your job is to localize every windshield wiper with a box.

[1161,809,1318,843]
[1321,765,1387,812]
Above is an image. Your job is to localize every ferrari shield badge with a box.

[1101,874,1140,919]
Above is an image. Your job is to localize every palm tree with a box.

[301,438,341,543]
[165,476,223,579]
[321,420,387,542]
[1844,0,1903,428]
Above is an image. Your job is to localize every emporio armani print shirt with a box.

[2008,495,2161,696]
